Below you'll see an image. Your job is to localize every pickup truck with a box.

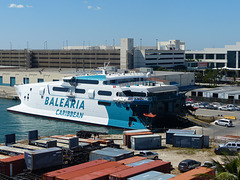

[135,151,158,160]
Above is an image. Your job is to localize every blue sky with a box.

[1,0,240,50]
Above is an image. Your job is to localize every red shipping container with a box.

[124,132,153,148]
[0,154,25,177]
[118,156,147,165]
[70,164,131,180]
[56,161,122,180]
[42,159,109,180]
[169,167,215,180]
[123,130,151,145]
[109,160,171,180]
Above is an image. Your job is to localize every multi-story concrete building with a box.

[0,38,185,70]
[185,42,240,71]
[133,40,185,69]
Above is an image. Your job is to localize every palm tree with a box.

[196,155,240,180]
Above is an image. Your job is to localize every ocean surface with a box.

[0,99,123,143]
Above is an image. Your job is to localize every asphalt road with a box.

[195,108,240,138]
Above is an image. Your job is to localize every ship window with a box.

[76,79,99,85]
[53,87,69,92]
[122,90,146,97]
[75,88,85,94]
[98,101,111,106]
[98,90,112,96]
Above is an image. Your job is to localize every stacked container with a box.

[0,154,25,177]
[127,159,154,167]
[123,129,151,146]
[68,164,131,180]
[42,159,109,180]
[124,131,153,148]
[25,147,63,171]
[118,156,147,165]
[55,161,122,180]
[109,160,171,180]
[127,171,163,180]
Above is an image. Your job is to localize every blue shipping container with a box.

[173,134,203,149]
[127,159,154,167]
[127,171,163,180]
[166,129,196,144]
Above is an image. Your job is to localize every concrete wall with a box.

[0,70,74,86]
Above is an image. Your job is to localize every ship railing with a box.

[113,96,152,103]
[118,81,156,87]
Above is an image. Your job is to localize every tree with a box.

[196,155,240,180]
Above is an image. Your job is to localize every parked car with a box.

[199,102,209,108]
[214,119,233,127]
[214,146,238,155]
[178,159,201,172]
[206,104,218,110]
[136,151,159,160]
[201,161,215,168]
[219,104,237,111]
[219,142,240,151]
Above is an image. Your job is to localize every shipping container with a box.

[42,137,91,148]
[32,139,57,148]
[0,154,25,177]
[0,146,30,155]
[109,160,171,180]
[42,159,109,180]
[98,139,114,145]
[11,143,45,151]
[0,154,11,160]
[102,148,134,158]
[55,161,122,180]
[150,173,176,180]
[173,134,209,149]
[70,164,131,180]
[170,167,215,180]
[124,132,153,148]
[131,135,161,150]
[90,148,134,161]
[51,135,100,147]
[127,159,154,167]
[25,147,63,171]
[127,170,163,180]
[118,156,147,165]
[166,129,196,145]
[123,130,151,145]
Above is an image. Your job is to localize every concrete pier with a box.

[0,86,18,99]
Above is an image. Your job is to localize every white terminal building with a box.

[185,42,240,71]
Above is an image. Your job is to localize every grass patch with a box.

[176,148,197,155]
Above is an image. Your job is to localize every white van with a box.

[214,119,233,127]
[219,142,240,150]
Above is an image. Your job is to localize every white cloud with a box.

[9,4,24,8]
[87,5,101,10]
[26,5,33,8]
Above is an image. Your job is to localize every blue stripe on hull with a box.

[105,102,146,129]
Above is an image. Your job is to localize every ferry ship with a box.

[7,72,186,129]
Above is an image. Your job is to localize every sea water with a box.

[0,99,122,143]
